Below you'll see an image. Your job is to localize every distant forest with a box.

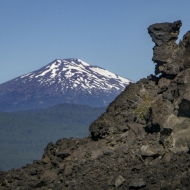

[0,103,106,171]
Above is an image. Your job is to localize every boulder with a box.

[115,175,125,187]
[160,114,190,153]
[129,178,146,188]
[151,98,174,127]
[140,145,163,157]
[158,77,171,89]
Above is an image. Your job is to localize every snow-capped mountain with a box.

[0,58,132,111]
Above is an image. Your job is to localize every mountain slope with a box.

[0,58,131,111]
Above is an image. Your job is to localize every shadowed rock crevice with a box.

[2,20,190,189]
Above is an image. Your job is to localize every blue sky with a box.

[0,0,190,84]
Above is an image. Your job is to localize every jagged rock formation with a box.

[148,20,190,75]
[1,20,190,189]
[90,20,190,154]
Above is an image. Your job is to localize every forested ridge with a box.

[0,103,105,171]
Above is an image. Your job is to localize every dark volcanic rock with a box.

[89,80,159,139]
[148,20,181,46]
[1,20,190,189]
[148,20,186,75]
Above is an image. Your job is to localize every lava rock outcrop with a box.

[90,20,190,154]
[1,20,190,190]
[148,20,190,75]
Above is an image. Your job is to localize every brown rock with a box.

[163,152,172,163]
[158,77,171,89]
[115,175,125,187]
[40,170,57,183]
[129,178,146,188]
[151,98,174,127]
[42,156,50,164]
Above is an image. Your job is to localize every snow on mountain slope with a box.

[0,58,132,111]
[19,58,130,92]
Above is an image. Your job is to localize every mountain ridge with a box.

[0,58,131,111]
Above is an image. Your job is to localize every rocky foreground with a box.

[1,20,190,189]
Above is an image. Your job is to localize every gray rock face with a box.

[148,20,181,46]
[2,20,190,190]
[148,20,190,75]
